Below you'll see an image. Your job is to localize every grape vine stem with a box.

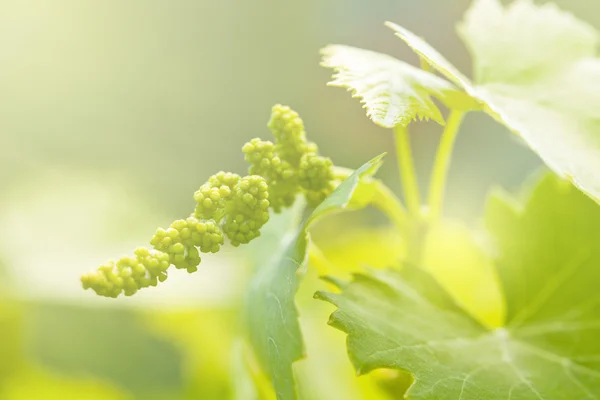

[427,109,466,221]
[393,125,421,216]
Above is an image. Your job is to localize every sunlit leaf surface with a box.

[387,0,600,203]
[319,173,600,399]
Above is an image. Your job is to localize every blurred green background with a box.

[1,0,598,399]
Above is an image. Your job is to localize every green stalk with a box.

[393,125,421,216]
[427,110,466,221]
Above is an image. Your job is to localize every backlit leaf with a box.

[321,45,475,128]
[245,154,385,400]
[318,172,600,399]
[387,0,600,202]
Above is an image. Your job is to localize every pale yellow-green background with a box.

[1,1,597,399]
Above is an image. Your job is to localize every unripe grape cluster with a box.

[193,171,240,220]
[245,105,337,209]
[80,247,170,298]
[222,175,270,246]
[267,105,318,166]
[299,153,336,207]
[81,105,338,297]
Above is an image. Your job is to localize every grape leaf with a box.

[317,172,600,399]
[320,45,476,128]
[245,154,386,400]
[294,253,405,400]
[387,0,600,202]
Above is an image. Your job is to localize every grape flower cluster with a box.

[81,105,339,298]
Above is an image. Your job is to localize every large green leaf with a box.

[318,172,600,399]
[245,154,386,400]
[387,0,600,203]
[320,45,475,128]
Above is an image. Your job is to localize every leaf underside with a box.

[320,45,474,128]
[387,0,600,203]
